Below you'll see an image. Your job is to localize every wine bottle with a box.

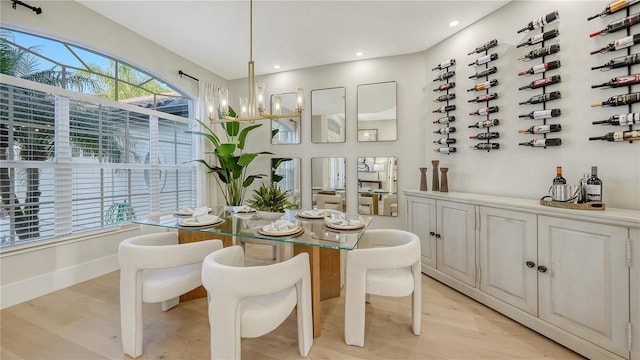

[432,59,456,71]
[519,124,562,134]
[467,79,498,92]
[518,60,561,76]
[587,0,640,21]
[469,66,498,79]
[434,82,456,92]
[469,131,499,140]
[468,53,498,67]
[468,93,498,103]
[590,34,640,55]
[553,166,567,185]
[434,94,456,102]
[519,109,561,119]
[434,147,457,154]
[589,130,640,141]
[590,12,640,37]
[578,173,590,203]
[433,127,456,134]
[517,11,560,33]
[469,106,499,116]
[516,29,560,48]
[591,74,640,88]
[434,137,457,145]
[433,105,456,113]
[433,70,456,81]
[468,119,500,128]
[518,75,561,90]
[586,166,603,202]
[517,44,560,61]
[469,143,500,150]
[433,115,455,124]
[591,92,640,107]
[519,91,561,105]
[591,53,640,70]
[592,113,640,125]
[467,39,498,55]
[519,138,562,147]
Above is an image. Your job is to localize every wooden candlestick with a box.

[419,167,428,191]
[440,167,449,192]
[431,160,440,191]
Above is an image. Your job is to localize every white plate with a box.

[297,210,329,219]
[175,207,212,216]
[179,215,223,227]
[324,219,364,230]
[258,225,303,236]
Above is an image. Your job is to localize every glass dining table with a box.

[133,207,373,338]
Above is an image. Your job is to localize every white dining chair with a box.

[118,232,223,358]
[201,245,313,360]
[344,229,421,347]
[315,194,344,212]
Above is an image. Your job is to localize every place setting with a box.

[296,208,331,220]
[177,207,224,228]
[174,206,213,217]
[323,214,365,231]
[257,219,304,237]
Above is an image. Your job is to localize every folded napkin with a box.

[191,206,210,219]
[233,205,254,213]
[263,219,298,232]
[325,217,361,226]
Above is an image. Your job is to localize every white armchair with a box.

[201,245,313,360]
[118,233,223,358]
[315,194,344,212]
[344,229,421,347]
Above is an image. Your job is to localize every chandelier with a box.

[208,0,303,123]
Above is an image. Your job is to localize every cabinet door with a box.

[437,200,476,286]
[407,196,437,270]
[538,216,629,358]
[479,207,537,315]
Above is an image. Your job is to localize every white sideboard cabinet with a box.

[405,190,640,360]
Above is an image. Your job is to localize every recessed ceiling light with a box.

[449,20,459,27]
[273,65,280,69]
[356,52,363,57]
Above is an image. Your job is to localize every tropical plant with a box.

[246,182,293,213]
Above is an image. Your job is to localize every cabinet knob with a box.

[429,231,435,236]
[537,265,547,273]
[435,233,441,238]
[526,261,535,268]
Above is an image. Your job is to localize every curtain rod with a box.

[178,70,199,82]
[11,0,42,14]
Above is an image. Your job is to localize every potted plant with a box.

[246,182,293,219]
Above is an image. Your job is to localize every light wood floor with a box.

[1,244,585,360]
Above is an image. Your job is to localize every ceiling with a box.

[75,1,511,81]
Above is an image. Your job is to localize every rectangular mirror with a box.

[271,157,301,209]
[311,157,346,212]
[271,92,301,144]
[357,156,398,216]
[311,87,346,143]
[357,81,397,142]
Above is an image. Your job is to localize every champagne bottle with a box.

[519,109,561,119]
[467,39,498,55]
[468,53,498,66]
[591,73,640,88]
[469,143,500,150]
[433,70,456,81]
[433,115,456,124]
[591,53,640,70]
[516,29,560,48]
[518,60,561,76]
[468,93,499,103]
[519,124,562,134]
[469,106,499,116]
[433,105,456,113]
[434,127,456,134]
[591,92,640,107]
[589,130,640,141]
[469,131,500,140]
[517,44,560,61]
[432,59,456,71]
[578,173,590,203]
[586,166,603,202]
[518,75,561,90]
[519,91,561,105]
[587,0,640,21]
[468,119,500,128]
[434,82,456,92]
[469,66,498,79]
[592,113,640,125]
[517,11,560,33]
[434,147,457,154]
[434,137,457,145]
[434,94,456,102]
[519,138,562,147]
[553,166,567,185]
[467,79,498,92]
[590,34,640,55]
[590,12,640,37]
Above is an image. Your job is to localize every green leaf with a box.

[225,121,240,137]
[217,143,236,157]
[238,153,258,166]
[272,128,280,138]
[238,124,262,150]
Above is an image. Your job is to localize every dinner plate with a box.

[174,207,212,216]
[297,210,330,219]
[258,225,303,236]
[233,206,256,213]
[324,220,365,230]
[179,216,224,227]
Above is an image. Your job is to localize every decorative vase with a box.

[419,167,428,191]
[440,167,449,193]
[431,160,440,192]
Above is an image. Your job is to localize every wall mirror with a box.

[271,157,301,209]
[311,87,346,143]
[357,156,398,216]
[357,81,397,142]
[311,157,346,212]
[271,92,301,144]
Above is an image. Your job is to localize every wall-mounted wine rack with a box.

[466,39,500,152]
[588,1,640,144]
[432,58,457,154]
[515,10,562,149]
